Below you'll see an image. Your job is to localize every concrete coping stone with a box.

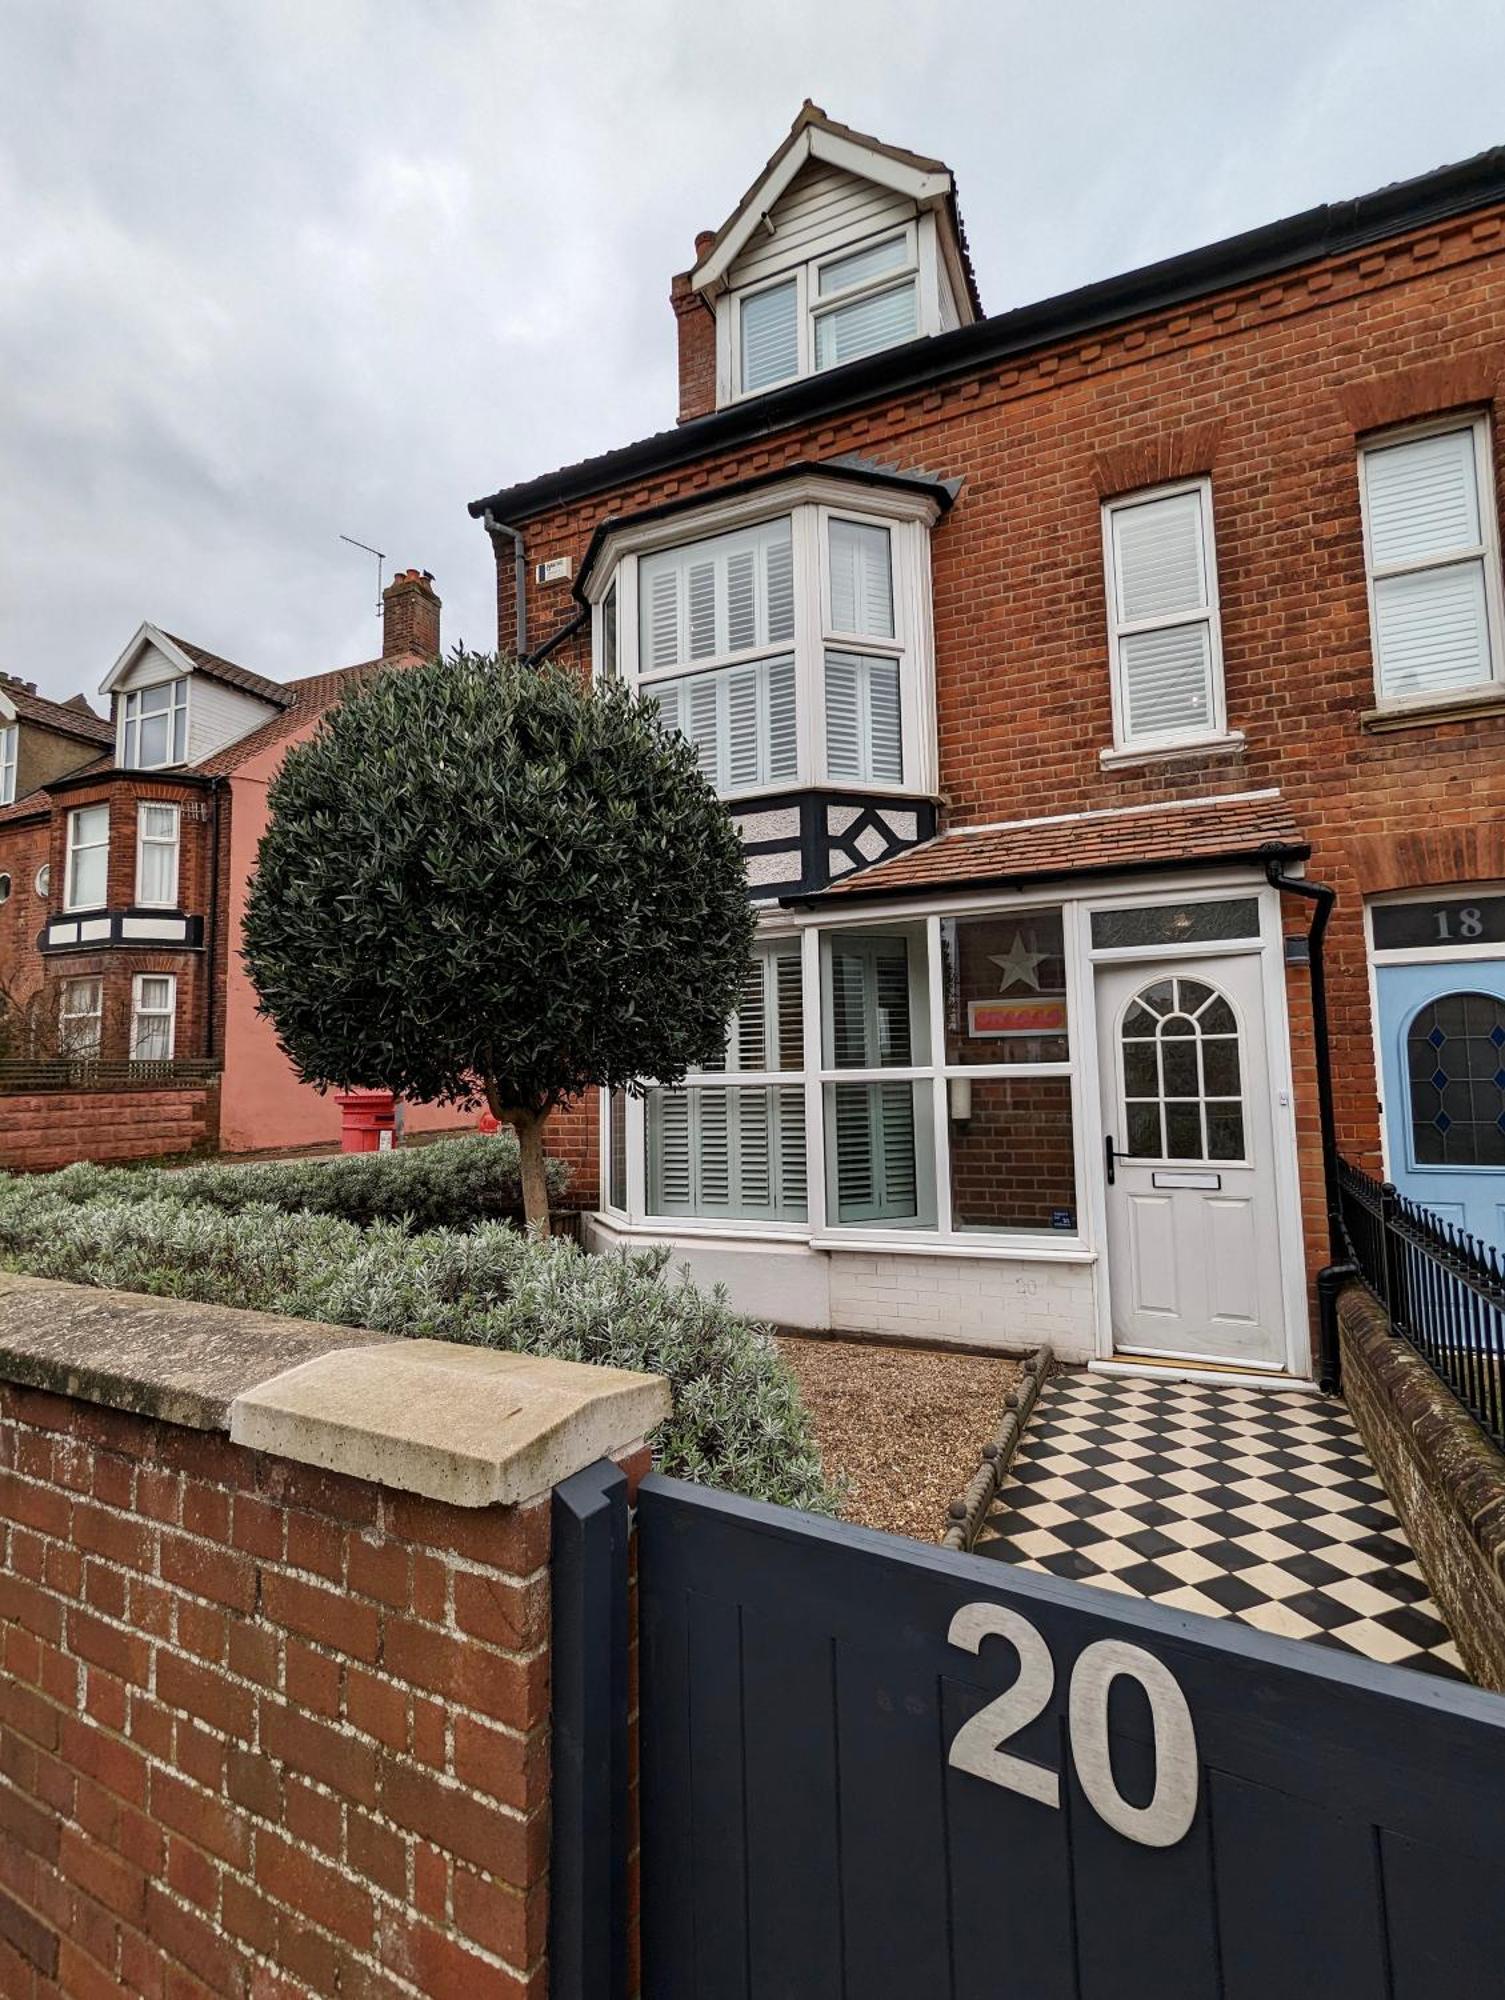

[0,1273,670,1508]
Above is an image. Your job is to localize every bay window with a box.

[596,477,937,800]
[611,902,1081,1243]
[59,978,103,1058]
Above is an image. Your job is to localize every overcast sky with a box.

[3,0,1504,704]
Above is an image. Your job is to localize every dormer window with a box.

[735,229,922,396]
[120,679,188,769]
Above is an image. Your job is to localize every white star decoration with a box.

[989,932,1047,992]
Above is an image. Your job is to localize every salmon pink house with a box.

[471,105,1505,1382]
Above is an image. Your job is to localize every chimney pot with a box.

[694,228,716,258]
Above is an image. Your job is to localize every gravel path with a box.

[776,1334,1020,1541]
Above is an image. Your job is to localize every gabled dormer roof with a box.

[689,100,982,317]
[99,623,295,708]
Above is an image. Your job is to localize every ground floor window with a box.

[59,977,103,1057]
[130,973,176,1061]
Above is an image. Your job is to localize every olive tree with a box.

[242,649,756,1233]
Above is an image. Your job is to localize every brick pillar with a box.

[0,1275,668,1997]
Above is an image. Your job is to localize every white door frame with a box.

[1077,879,1310,1379]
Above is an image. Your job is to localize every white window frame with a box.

[1357,411,1505,711]
[59,977,103,1059]
[64,804,110,913]
[0,724,16,807]
[130,973,177,1061]
[1100,477,1228,757]
[134,802,181,907]
[725,223,921,402]
[119,678,189,770]
[589,475,939,800]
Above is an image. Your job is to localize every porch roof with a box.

[788,791,1307,905]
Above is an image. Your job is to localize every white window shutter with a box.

[775,949,803,1070]
[1373,563,1493,698]
[656,1092,692,1207]
[824,652,862,779]
[876,1083,918,1215]
[1119,625,1213,739]
[697,1090,731,1204]
[688,561,717,660]
[649,571,680,670]
[727,668,760,792]
[765,535,795,643]
[825,651,902,783]
[776,1087,807,1207]
[735,957,768,1071]
[1365,429,1482,568]
[686,677,720,784]
[1113,491,1207,623]
[828,520,894,637]
[740,280,799,392]
[867,657,903,782]
[726,550,757,653]
[767,658,798,780]
[815,280,918,371]
[736,1092,771,1206]
[834,1083,875,1209]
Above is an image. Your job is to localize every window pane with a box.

[814,279,917,370]
[1112,489,1207,622]
[943,911,1068,1065]
[827,519,894,638]
[138,710,169,765]
[1091,897,1260,950]
[1119,621,1213,739]
[1374,559,1493,699]
[650,653,797,795]
[818,234,907,296]
[60,979,102,1057]
[825,931,925,1069]
[607,1088,627,1210]
[68,807,108,908]
[740,279,798,392]
[824,650,902,783]
[601,584,618,679]
[948,1077,1076,1233]
[827,1078,932,1225]
[1364,427,1481,568]
[639,518,794,672]
[0,726,15,806]
[647,1083,807,1219]
[1407,991,1505,1167]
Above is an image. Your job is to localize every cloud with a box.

[2,0,1503,703]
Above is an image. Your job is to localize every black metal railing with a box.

[1338,1155,1505,1448]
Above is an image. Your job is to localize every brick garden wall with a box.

[0,1382,551,1996]
[0,1086,218,1173]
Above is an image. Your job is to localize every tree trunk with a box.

[509,1107,552,1240]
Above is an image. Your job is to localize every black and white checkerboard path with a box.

[974,1371,1466,1679]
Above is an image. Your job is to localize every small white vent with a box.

[535,556,572,584]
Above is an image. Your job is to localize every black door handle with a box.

[1105,1133,1116,1186]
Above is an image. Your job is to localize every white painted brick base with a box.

[828,1251,1098,1360]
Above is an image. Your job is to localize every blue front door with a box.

[1376,959,1505,1252]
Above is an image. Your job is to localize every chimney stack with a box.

[672,229,720,425]
[381,569,441,661]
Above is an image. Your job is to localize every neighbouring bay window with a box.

[647,938,807,1221]
[135,802,181,906]
[120,679,188,769]
[1358,415,1504,704]
[611,904,1080,1240]
[597,480,936,799]
[59,977,103,1058]
[65,804,109,911]
[130,973,176,1060]
[0,724,16,806]
[1102,480,1225,752]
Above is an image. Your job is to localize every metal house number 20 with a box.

[946,1603,1198,1848]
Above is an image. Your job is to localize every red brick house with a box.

[0,570,468,1167]
[468,103,1505,1381]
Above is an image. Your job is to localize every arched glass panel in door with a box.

[1121,975,1245,1162]
[1406,991,1505,1167]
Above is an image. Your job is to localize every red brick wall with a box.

[490,202,1505,1291]
[0,1382,551,1996]
[672,269,718,425]
[0,1087,218,1172]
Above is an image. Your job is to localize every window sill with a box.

[589,1211,1097,1263]
[1098,733,1245,770]
[1360,688,1505,733]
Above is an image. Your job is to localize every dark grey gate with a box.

[635,1472,1505,2000]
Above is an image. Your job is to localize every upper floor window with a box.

[65,805,109,911]
[120,679,188,769]
[136,803,181,907]
[1358,415,1504,706]
[732,227,920,398]
[1101,479,1225,753]
[0,724,15,806]
[599,481,937,801]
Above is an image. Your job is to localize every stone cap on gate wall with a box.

[0,1274,670,1509]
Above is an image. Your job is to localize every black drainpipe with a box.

[524,606,590,669]
[484,513,528,659]
[1261,846,1355,1393]
[202,776,226,1062]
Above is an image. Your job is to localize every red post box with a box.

[333,1089,398,1154]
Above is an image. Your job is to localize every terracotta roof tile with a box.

[195,658,390,776]
[0,676,113,744]
[162,634,295,708]
[806,793,1305,902]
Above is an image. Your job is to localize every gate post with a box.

[551,1461,631,2000]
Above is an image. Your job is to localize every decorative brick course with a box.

[0,1382,552,1996]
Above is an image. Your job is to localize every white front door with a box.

[1095,953,1287,1368]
